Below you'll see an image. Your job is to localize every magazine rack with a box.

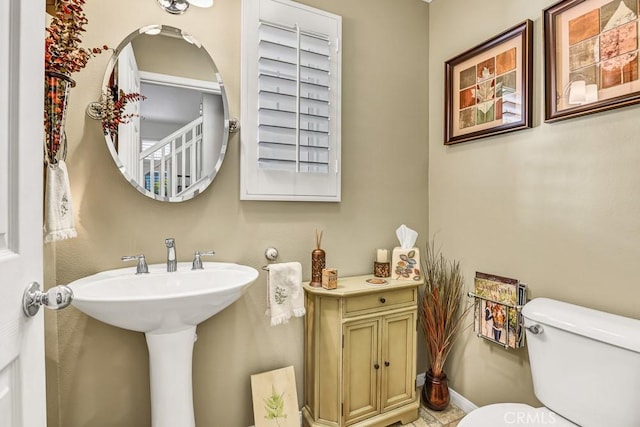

[467,291,527,350]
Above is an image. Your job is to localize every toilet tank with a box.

[522,298,640,427]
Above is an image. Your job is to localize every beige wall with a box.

[45,1,429,426]
[133,33,218,81]
[429,0,640,408]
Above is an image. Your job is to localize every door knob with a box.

[23,282,73,318]
[384,361,390,367]
[374,363,380,370]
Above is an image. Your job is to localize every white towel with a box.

[44,160,78,243]
[265,262,305,326]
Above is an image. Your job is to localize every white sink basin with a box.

[68,261,259,427]
[69,262,259,333]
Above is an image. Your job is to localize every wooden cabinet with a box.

[302,275,422,427]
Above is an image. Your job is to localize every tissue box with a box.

[391,247,421,281]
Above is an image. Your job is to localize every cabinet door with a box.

[343,318,380,425]
[381,311,416,412]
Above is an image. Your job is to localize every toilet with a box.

[458,297,640,427]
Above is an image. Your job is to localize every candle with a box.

[376,249,388,263]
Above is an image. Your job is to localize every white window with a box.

[241,0,342,201]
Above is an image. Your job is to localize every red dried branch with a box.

[100,90,146,137]
[44,0,109,75]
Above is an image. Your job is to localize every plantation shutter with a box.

[241,0,342,201]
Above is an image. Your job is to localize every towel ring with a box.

[262,247,279,271]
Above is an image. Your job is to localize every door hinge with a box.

[342,334,344,348]
[341,403,344,416]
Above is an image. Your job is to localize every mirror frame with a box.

[100,25,230,202]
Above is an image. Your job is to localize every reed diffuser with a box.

[311,229,326,287]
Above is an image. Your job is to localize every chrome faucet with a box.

[191,250,216,270]
[165,238,177,272]
[121,254,149,274]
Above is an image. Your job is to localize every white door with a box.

[0,0,47,425]
[117,43,142,179]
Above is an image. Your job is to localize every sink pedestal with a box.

[146,326,197,427]
[68,262,260,427]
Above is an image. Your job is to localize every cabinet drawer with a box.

[343,288,416,317]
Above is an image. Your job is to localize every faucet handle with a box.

[121,254,149,274]
[192,250,215,270]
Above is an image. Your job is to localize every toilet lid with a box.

[457,403,576,427]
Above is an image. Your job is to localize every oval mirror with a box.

[97,25,229,202]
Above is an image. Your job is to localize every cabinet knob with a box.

[384,361,390,367]
[379,297,386,304]
[374,363,380,370]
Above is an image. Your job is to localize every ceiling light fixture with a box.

[157,0,213,15]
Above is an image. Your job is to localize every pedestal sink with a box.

[68,262,259,427]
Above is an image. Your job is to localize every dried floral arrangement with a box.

[99,90,146,137]
[44,0,109,162]
[45,0,108,75]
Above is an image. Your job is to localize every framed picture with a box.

[250,366,299,427]
[544,0,640,122]
[445,20,533,145]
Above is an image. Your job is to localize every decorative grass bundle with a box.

[315,229,323,249]
[419,240,473,379]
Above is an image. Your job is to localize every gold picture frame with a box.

[544,0,640,122]
[445,20,533,145]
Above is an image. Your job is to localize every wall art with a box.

[445,20,533,145]
[545,0,640,121]
[250,366,299,427]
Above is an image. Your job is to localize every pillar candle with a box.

[376,249,388,263]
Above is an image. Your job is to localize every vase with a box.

[44,71,76,163]
[421,369,449,411]
[310,248,325,287]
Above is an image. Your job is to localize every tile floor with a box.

[397,402,466,427]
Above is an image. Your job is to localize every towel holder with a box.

[262,247,279,271]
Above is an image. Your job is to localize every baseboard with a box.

[448,388,478,414]
[416,372,478,414]
[250,378,479,427]
[416,371,426,387]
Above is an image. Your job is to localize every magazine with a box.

[474,272,527,349]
